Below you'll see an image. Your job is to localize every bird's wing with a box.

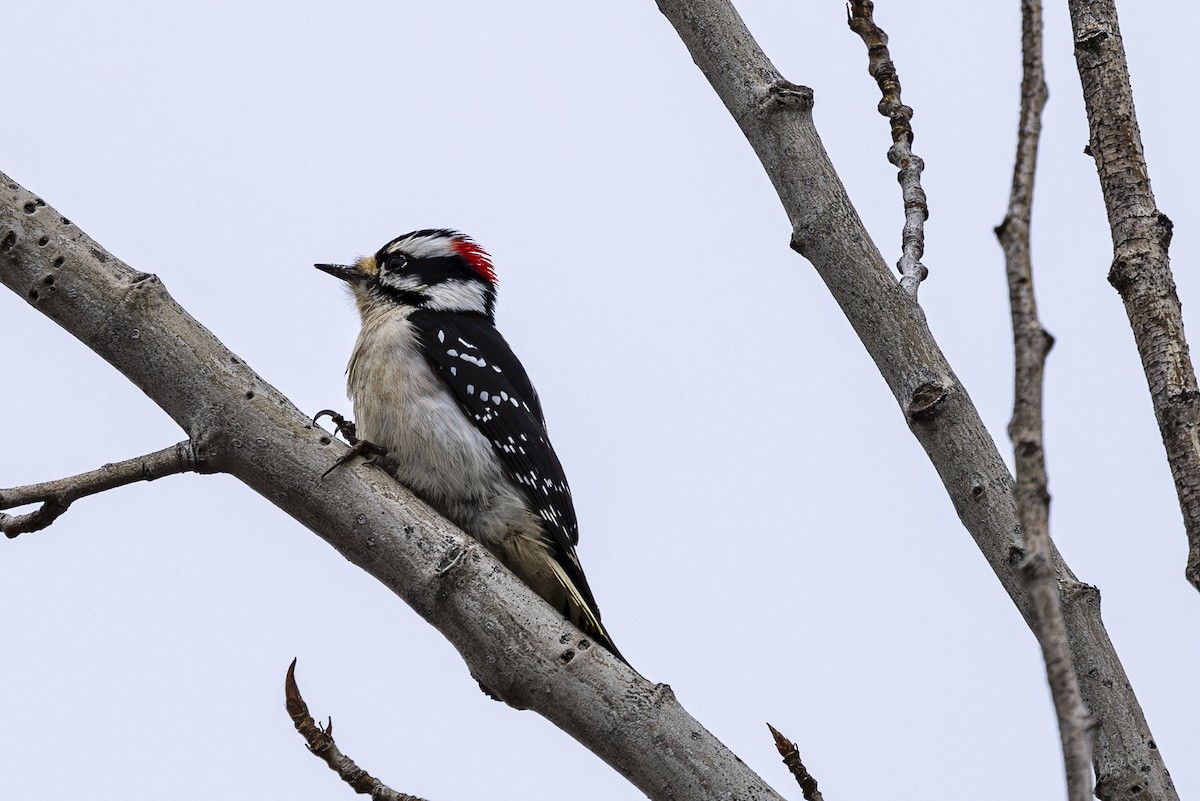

[408,310,620,659]
[407,310,580,550]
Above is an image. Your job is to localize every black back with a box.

[408,310,604,611]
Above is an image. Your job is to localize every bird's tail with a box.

[499,536,626,664]
[553,562,625,663]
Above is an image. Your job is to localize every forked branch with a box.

[0,442,201,537]
[654,0,1175,798]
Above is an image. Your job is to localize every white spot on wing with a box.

[458,352,487,368]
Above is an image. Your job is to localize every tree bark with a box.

[653,1,1174,799]
[1067,0,1200,593]
[0,172,785,801]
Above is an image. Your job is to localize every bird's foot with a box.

[320,438,389,478]
[313,409,388,477]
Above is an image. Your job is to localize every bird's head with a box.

[317,229,497,319]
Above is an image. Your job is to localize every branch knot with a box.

[907,380,949,419]
[762,80,814,114]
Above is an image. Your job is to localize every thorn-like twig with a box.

[766,723,825,801]
[0,441,200,538]
[285,659,427,801]
[847,0,928,299]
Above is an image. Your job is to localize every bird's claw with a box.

[314,409,388,477]
[313,409,359,444]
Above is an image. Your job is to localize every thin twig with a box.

[285,660,426,801]
[0,441,199,537]
[766,723,824,801]
[847,0,928,299]
[996,2,1094,799]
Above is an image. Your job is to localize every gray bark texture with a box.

[1067,0,1200,593]
[0,172,786,801]
[652,1,1174,799]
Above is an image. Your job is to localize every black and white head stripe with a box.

[370,230,498,317]
[379,229,496,285]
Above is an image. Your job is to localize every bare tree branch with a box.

[997,0,1053,602]
[0,442,200,537]
[996,2,1094,799]
[766,724,824,801]
[653,1,1175,799]
[286,659,424,801]
[0,171,787,801]
[846,0,929,298]
[1067,0,1200,592]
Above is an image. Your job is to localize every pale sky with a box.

[2,2,1197,799]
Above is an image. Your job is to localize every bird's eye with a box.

[382,254,408,272]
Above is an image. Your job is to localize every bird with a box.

[316,229,622,661]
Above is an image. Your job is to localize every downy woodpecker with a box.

[316,229,621,660]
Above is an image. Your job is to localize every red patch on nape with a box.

[452,237,497,285]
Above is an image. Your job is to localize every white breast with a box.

[346,307,510,512]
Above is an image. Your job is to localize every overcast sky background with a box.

[2,2,1197,799]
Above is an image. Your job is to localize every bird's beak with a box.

[314,263,363,283]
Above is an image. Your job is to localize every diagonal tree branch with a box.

[1066,0,1200,593]
[997,3,1094,798]
[653,1,1174,799]
[0,171,786,801]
